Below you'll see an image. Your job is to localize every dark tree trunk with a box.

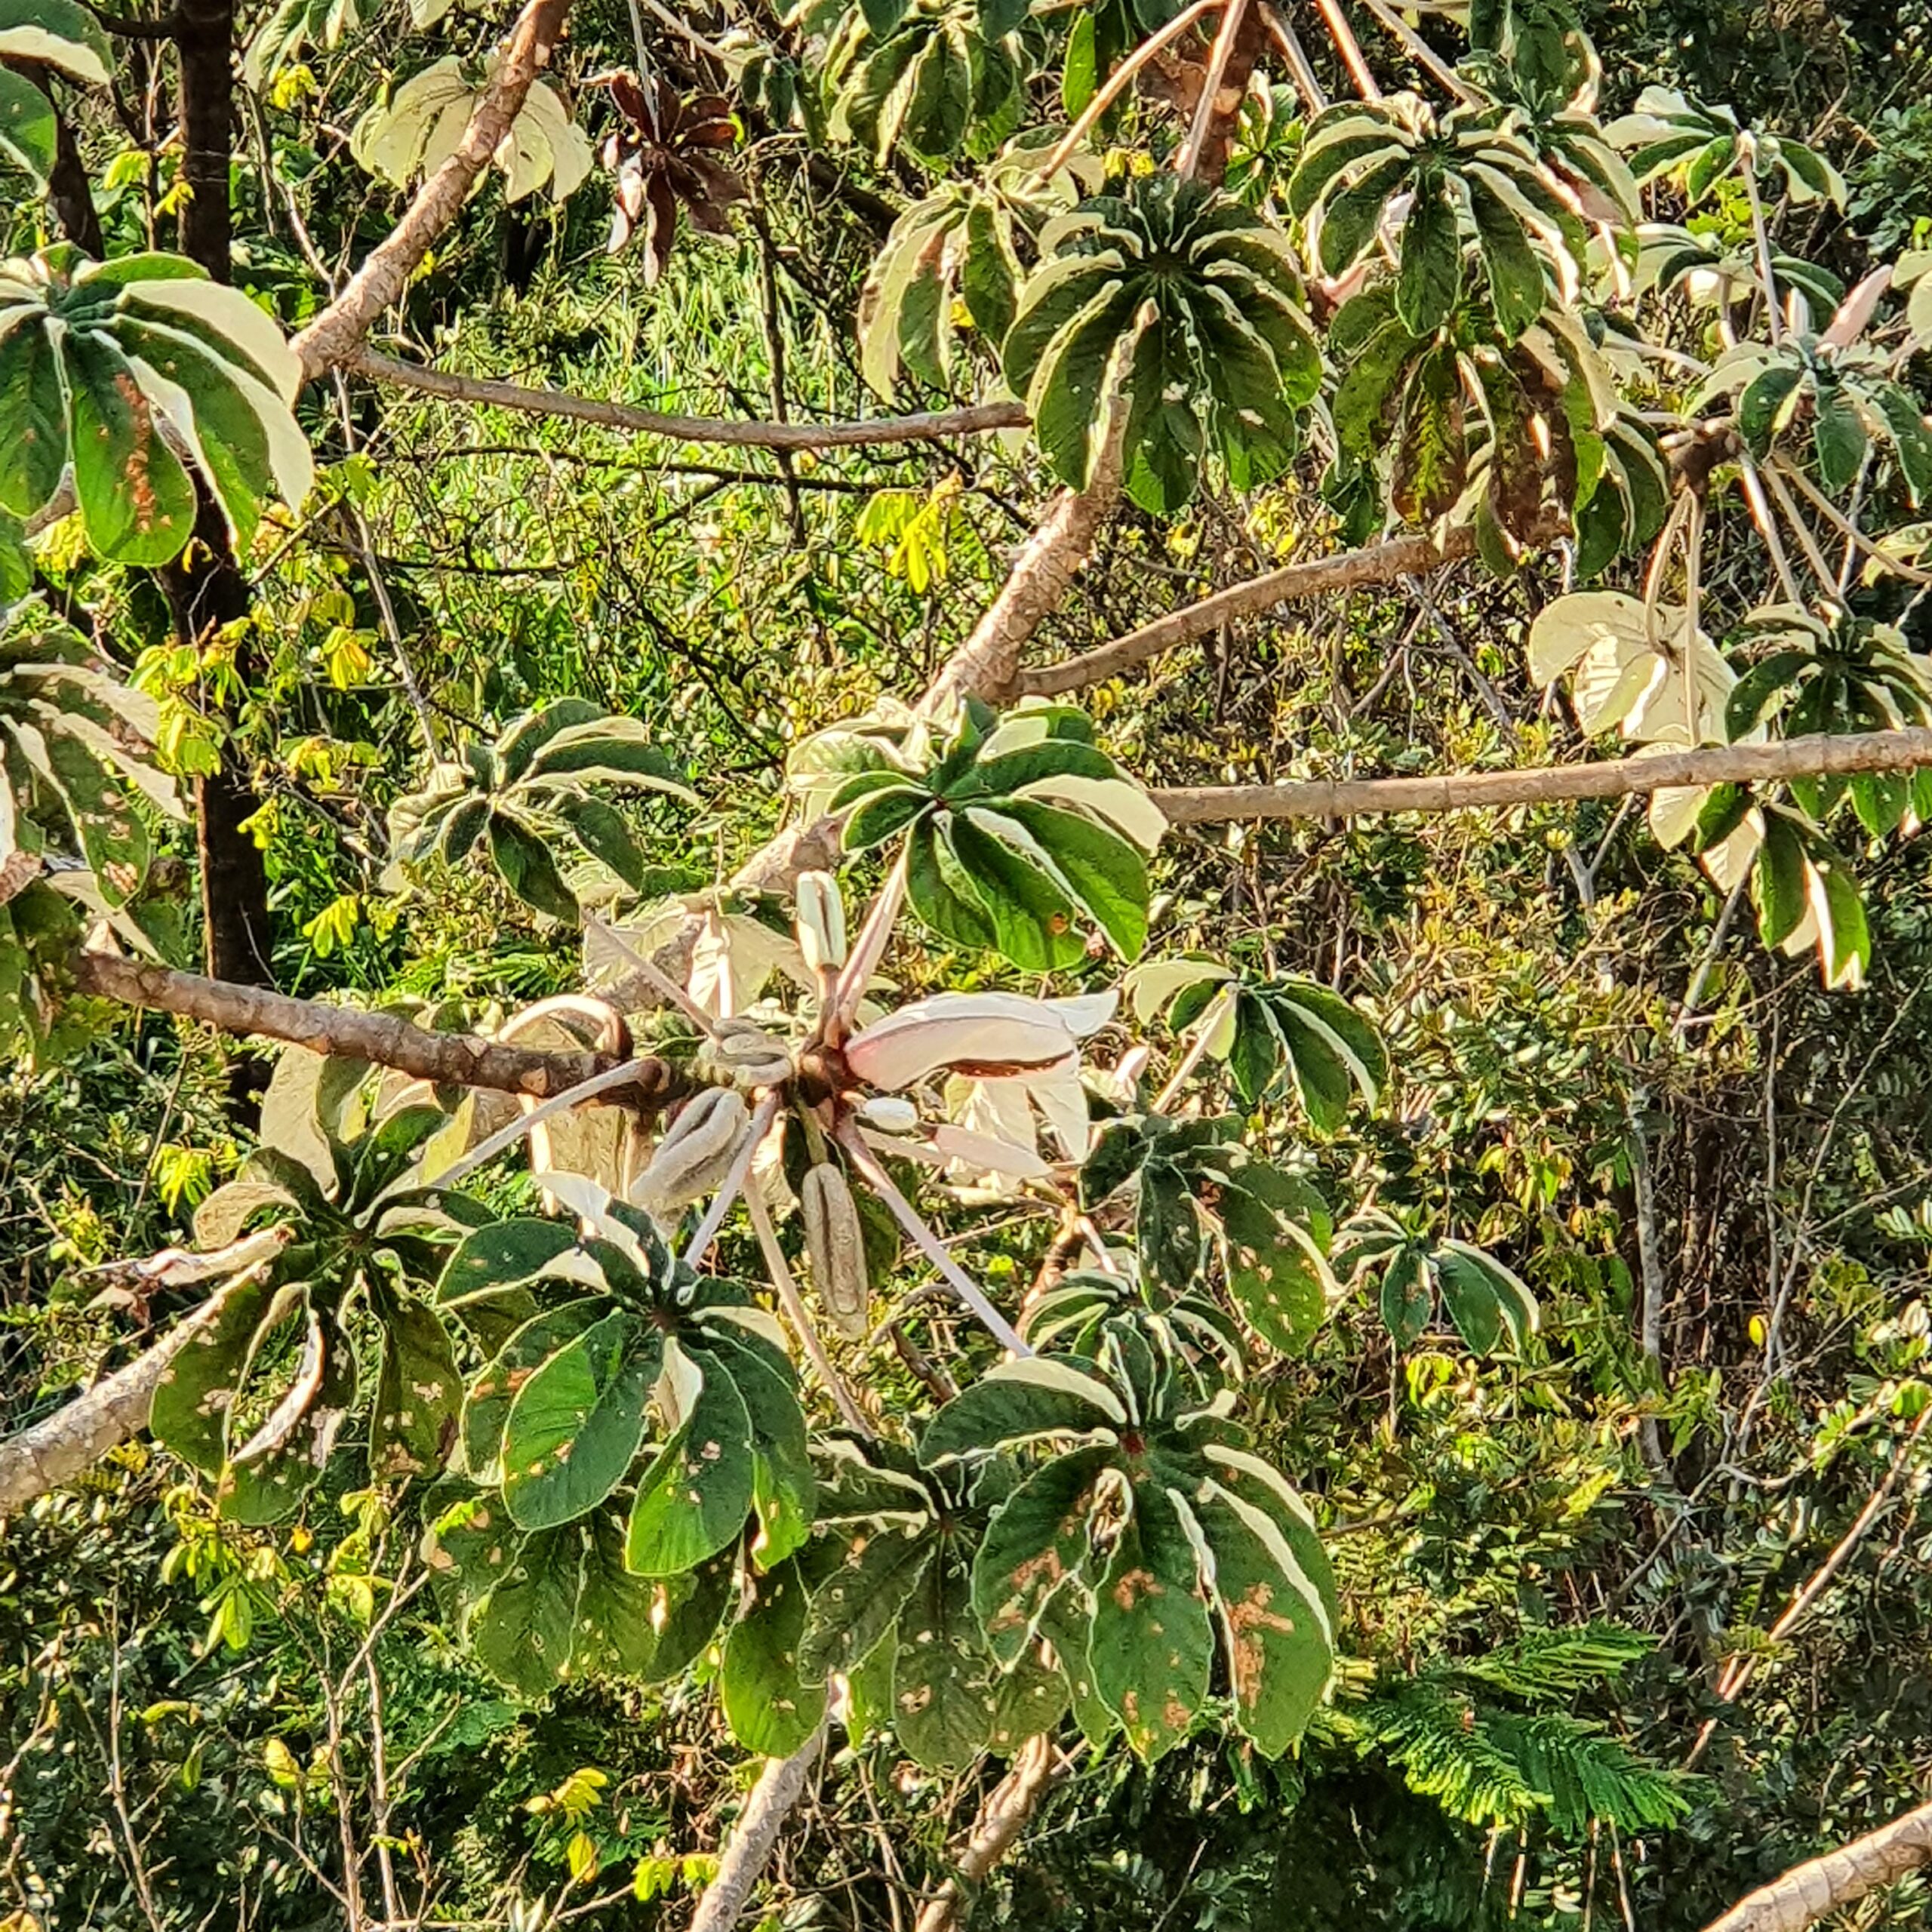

[166,0,276,1101]
[6,61,103,252]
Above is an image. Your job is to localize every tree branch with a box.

[1152,727,1932,825]
[915,1733,1066,1932]
[1021,523,1484,697]
[349,349,1032,450]
[72,949,683,1103]
[0,1261,265,1516]
[288,0,573,380]
[1700,1796,1932,1932]
[688,1721,829,1932]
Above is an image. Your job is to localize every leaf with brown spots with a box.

[722,1555,826,1755]
[502,1306,660,1531]
[972,1441,1110,1663]
[1091,1481,1213,1761]
[60,333,195,565]
[625,1354,755,1577]
[1188,1484,1332,1757]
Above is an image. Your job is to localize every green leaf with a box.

[942,807,1088,971]
[1395,184,1462,336]
[371,1291,462,1480]
[1091,1481,1214,1760]
[800,1524,934,1680]
[469,1521,585,1699]
[1061,6,1097,114]
[1000,797,1149,958]
[1754,811,1808,947]
[502,1308,660,1530]
[1811,378,1868,494]
[462,1300,606,1480]
[557,795,651,890]
[722,1557,826,1755]
[973,1443,1109,1663]
[1140,1157,1206,1291]
[1220,1185,1331,1352]
[892,1555,999,1769]
[1737,363,1804,457]
[921,1358,1125,1463]
[149,1272,277,1474]
[1379,1246,1432,1347]
[1190,1484,1332,1755]
[1468,176,1545,340]
[437,1216,582,1338]
[487,809,580,923]
[1436,1241,1537,1349]
[1318,151,1416,276]
[61,333,196,565]
[703,1324,816,1568]
[625,1352,756,1575]
[0,66,57,184]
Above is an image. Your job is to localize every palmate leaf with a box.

[923,1350,1335,1760]
[721,1556,826,1755]
[1004,174,1319,512]
[832,698,1161,971]
[0,248,310,563]
[389,702,695,923]
[829,0,1022,165]
[451,1197,814,1571]
[1336,1211,1539,1354]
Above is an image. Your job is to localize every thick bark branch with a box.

[915,1733,1065,1932]
[688,1721,828,1932]
[1701,1797,1932,1932]
[72,949,680,1103]
[1022,524,1482,697]
[1152,727,1932,825]
[921,410,1130,715]
[289,0,573,380]
[0,1266,260,1516]
[349,349,1032,450]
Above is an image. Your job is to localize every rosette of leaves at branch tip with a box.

[350,54,591,205]
[0,246,312,563]
[1724,607,1932,834]
[0,598,183,924]
[1635,224,1844,329]
[1320,278,1618,555]
[1605,88,1847,209]
[820,0,1029,165]
[920,1348,1339,1759]
[1126,958,1386,1125]
[1698,329,1932,506]
[1287,95,1601,344]
[828,697,1165,970]
[795,1438,1071,1768]
[1001,174,1321,512]
[151,1105,482,1520]
[599,76,747,276]
[441,1179,814,1573]
[0,0,112,186]
[858,132,1101,396]
[388,699,697,923]
[1021,1264,1247,1400]
[1333,1208,1539,1353]
[1081,1115,1336,1353]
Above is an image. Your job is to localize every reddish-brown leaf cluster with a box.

[601,73,748,281]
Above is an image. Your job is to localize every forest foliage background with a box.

[4,0,1932,1925]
